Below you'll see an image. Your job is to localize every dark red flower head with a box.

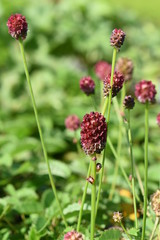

[110,29,126,50]
[116,58,134,82]
[94,61,111,81]
[64,230,83,240]
[123,95,135,110]
[80,76,95,96]
[7,14,28,40]
[80,112,107,155]
[103,71,124,98]
[135,80,157,104]
[156,113,160,127]
[65,115,80,131]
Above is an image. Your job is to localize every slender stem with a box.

[91,159,96,240]
[77,161,91,232]
[120,221,132,240]
[95,148,106,216]
[18,39,67,227]
[141,101,149,240]
[108,100,123,200]
[127,109,138,229]
[102,97,109,116]
[106,48,117,122]
[96,48,117,217]
[150,217,159,240]
[91,95,97,111]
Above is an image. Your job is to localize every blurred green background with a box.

[0,0,160,239]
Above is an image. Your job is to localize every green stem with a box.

[141,101,149,240]
[95,148,106,217]
[96,47,117,217]
[77,161,91,232]
[18,39,67,227]
[106,48,117,121]
[102,97,109,116]
[127,109,138,229]
[120,221,132,240]
[149,217,159,240]
[108,101,123,200]
[91,159,96,240]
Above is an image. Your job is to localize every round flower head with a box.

[135,80,157,104]
[64,230,83,240]
[123,95,135,110]
[151,190,160,217]
[80,112,107,155]
[94,61,111,81]
[65,115,80,131]
[103,71,124,98]
[156,113,160,127]
[116,58,134,82]
[80,76,95,96]
[7,14,28,40]
[110,29,126,50]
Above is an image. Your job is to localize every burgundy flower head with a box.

[110,29,126,50]
[156,113,160,127]
[103,71,124,98]
[7,14,28,40]
[116,58,134,82]
[135,80,157,104]
[64,230,83,240]
[123,95,135,110]
[80,112,107,155]
[65,115,80,131]
[94,61,111,81]
[80,76,95,96]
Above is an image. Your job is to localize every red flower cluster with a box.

[80,112,107,155]
[123,95,135,110]
[156,113,160,127]
[110,29,126,50]
[64,230,83,240]
[116,57,134,82]
[80,76,95,96]
[135,80,157,104]
[7,14,28,40]
[94,61,111,81]
[103,71,124,98]
[65,115,80,131]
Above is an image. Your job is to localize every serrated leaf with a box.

[99,229,121,240]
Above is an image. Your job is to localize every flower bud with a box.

[135,80,156,104]
[7,13,28,40]
[151,190,160,217]
[64,230,83,240]
[103,71,124,98]
[80,76,95,96]
[96,163,102,172]
[94,61,111,81]
[113,212,123,223]
[123,95,135,110]
[65,115,80,131]
[86,176,95,184]
[110,29,126,50]
[116,58,133,82]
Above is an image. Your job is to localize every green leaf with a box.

[63,203,90,218]
[27,225,40,240]
[99,229,121,240]
[38,159,71,178]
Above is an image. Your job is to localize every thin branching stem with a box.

[18,39,67,227]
